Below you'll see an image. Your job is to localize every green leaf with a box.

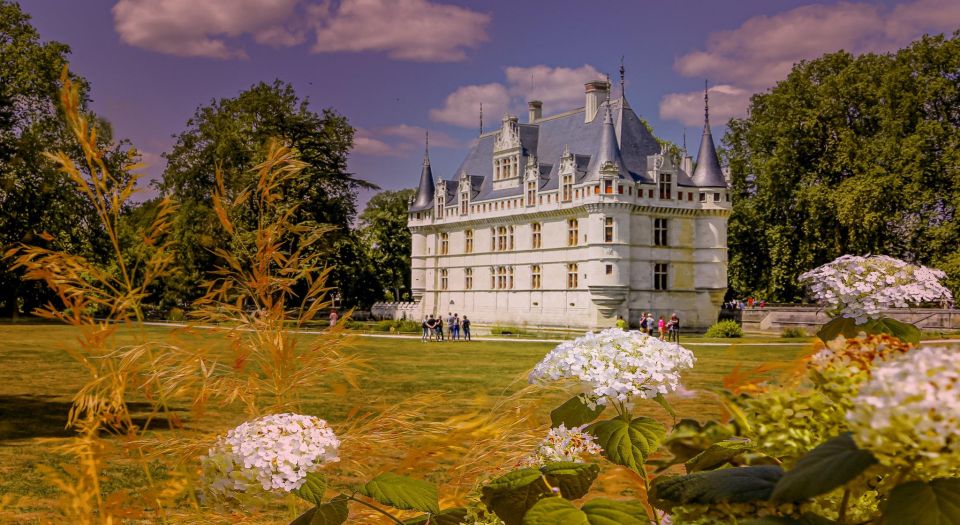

[294,472,327,505]
[685,438,754,473]
[650,465,784,509]
[402,508,469,525]
[587,416,666,472]
[289,495,350,525]
[359,473,439,514]
[540,462,600,500]
[551,395,605,428]
[816,317,857,343]
[481,468,552,525]
[521,497,588,525]
[859,318,921,344]
[882,478,960,525]
[581,498,651,525]
[771,433,877,502]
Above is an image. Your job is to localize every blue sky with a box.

[22,0,960,207]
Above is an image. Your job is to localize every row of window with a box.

[437,263,670,291]
[438,218,671,255]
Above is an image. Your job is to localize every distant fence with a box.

[741,306,960,333]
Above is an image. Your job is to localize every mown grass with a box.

[0,323,814,520]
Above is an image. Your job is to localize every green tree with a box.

[158,80,376,308]
[359,189,414,302]
[0,1,128,317]
[724,33,960,301]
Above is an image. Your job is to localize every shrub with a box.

[781,327,808,338]
[705,320,743,338]
[168,307,185,322]
[490,325,530,336]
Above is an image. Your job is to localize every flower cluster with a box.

[518,424,602,468]
[529,328,695,407]
[808,334,914,401]
[847,346,960,478]
[202,413,340,497]
[798,255,952,323]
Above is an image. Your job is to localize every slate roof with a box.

[410,156,435,212]
[420,96,713,207]
[691,122,727,188]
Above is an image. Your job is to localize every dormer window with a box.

[526,180,536,206]
[460,191,468,215]
[658,173,672,200]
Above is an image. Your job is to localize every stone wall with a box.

[370,301,420,321]
[741,307,960,334]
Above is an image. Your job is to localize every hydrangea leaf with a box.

[744,514,837,525]
[882,478,960,525]
[402,507,469,525]
[359,473,439,514]
[816,317,858,343]
[580,498,651,525]
[858,318,921,344]
[480,468,552,525]
[684,438,754,473]
[588,416,666,472]
[771,433,877,502]
[293,472,327,506]
[289,495,349,525]
[550,395,605,428]
[540,462,600,500]
[650,465,784,510]
[521,497,588,525]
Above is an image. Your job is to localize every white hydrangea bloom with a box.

[528,328,695,407]
[202,413,340,497]
[519,424,603,468]
[847,346,960,477]
[798,255,952,323]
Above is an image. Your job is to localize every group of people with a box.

[723,298,766,310]
[637,312,681,342]
[422,313,471,342]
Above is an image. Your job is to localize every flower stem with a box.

[640,468,661,525]
[347,495,406,524]
[838,488,851,523]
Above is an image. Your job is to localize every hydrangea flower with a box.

[809,334,913,376]
[847,346,960,478]
[202,413,340,497]
[529,328,695,407]
[798,255,951,323]
[518,424,603,468]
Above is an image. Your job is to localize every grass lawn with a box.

[0,323,814,521]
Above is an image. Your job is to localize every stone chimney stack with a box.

[584,80,610,123]
[527,100,542,123]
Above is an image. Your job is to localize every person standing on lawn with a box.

[426,316,437,341]
[421,316,430,342]
[435,316,444,341]
[616,315,627,330]
[329,309,338,327]
[462,315,472,341]
[668,313,680,342]
[657,316,666,339]
[446,312,455,340]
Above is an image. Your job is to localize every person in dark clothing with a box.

[435,317,444,341]
[462,316,471,341]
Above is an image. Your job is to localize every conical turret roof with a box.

[586,103,627,180]
[692,85,727,188]
[409,137,436,212]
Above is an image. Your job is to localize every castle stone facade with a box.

[407,80,730,329]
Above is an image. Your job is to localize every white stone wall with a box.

[409,171,730,329]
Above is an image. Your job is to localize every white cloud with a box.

[661,0,960,124]
[353,126,460,157]
[429,82,510,128]
[430,64,604,128]
[659,85,751,127]
[112,0,489,61]
[112,0,303,59]
[309,0,489,61]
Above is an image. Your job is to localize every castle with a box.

[406,78,730,329]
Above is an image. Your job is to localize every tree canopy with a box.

[359,189,415,302]
[0,0,127,317]
[157,80,377,308]
[724,33,960,301]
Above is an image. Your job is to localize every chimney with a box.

[584,80,610,123]
[527,100,542,123]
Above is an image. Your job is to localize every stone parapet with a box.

[741,307,960,334]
